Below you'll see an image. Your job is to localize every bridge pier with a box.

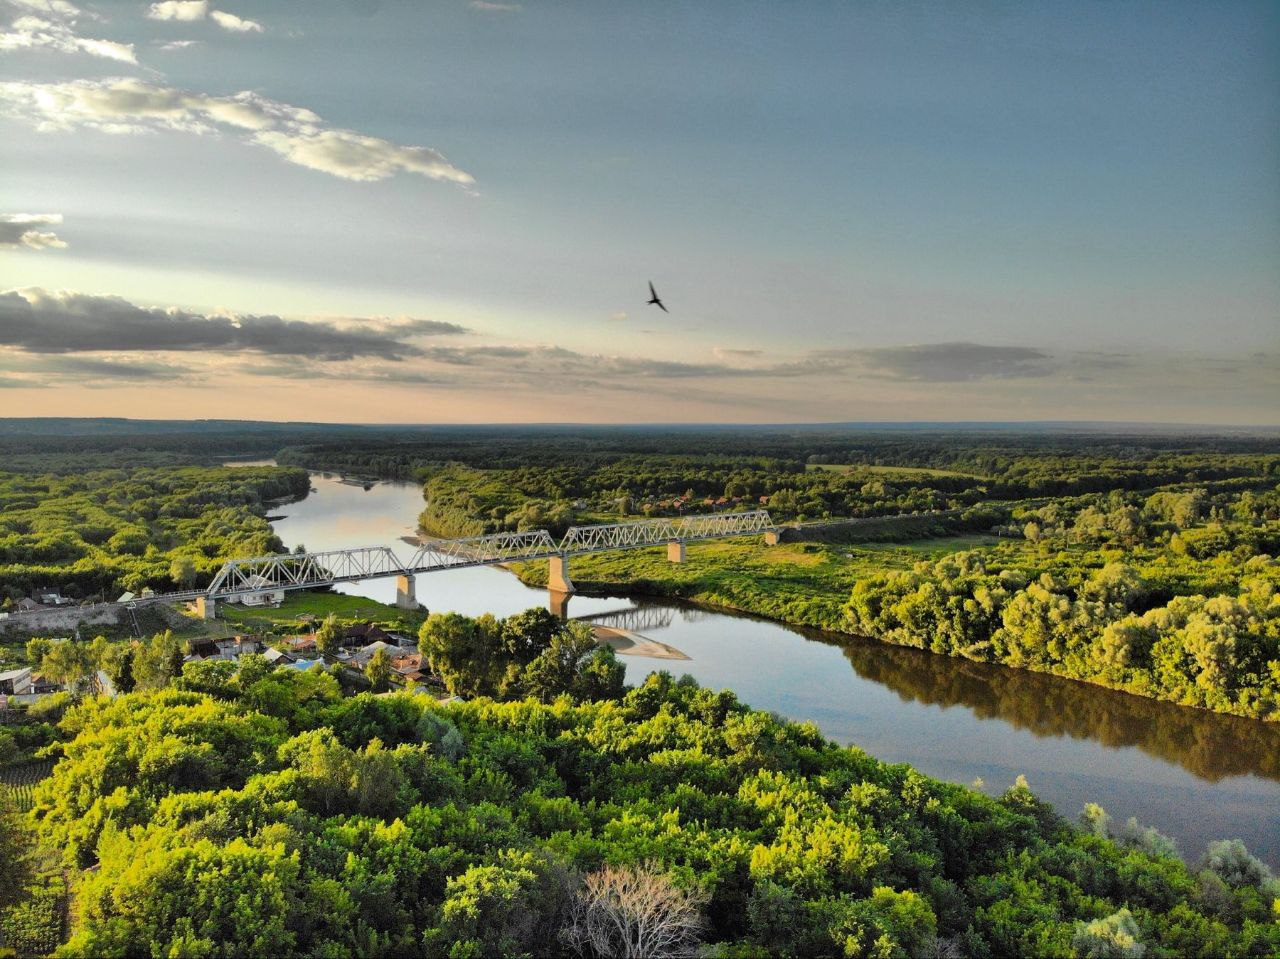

[195,596,217,619]
[764,530,781,546]
[666,541,686,563]
[547,554,574,593]
[395,574,417,610]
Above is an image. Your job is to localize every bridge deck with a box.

[129,510,778,606]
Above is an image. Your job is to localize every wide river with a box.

[254,468,1280,865]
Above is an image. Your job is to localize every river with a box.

[252,467,1280,866]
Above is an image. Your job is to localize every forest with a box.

[0,466,310,601]
[4,635,1278,957]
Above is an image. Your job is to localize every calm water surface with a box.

[259,469,1280,865]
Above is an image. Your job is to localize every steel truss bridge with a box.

[143,511,777,615]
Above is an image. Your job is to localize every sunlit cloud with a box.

[148,1,261,32]
[208,9,259,31]
[0,77,474,184]
[0,0,136,62]
[0,213,67,250]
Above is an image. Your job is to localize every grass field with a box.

[211,591,422,634]
[516,531,1015,633]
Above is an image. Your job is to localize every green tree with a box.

[132,632,185,690]
[168,555,197,589]
[366,647,393,693]
[315,612,342,659]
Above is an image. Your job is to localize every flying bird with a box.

[646,281,668,313]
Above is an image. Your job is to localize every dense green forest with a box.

[5,640,1277,957]
[0,466,309,601]
[276,429,1280,534]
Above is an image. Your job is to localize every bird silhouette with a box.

[646,281,668,313]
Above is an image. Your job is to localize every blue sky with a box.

[0,0,1276,422]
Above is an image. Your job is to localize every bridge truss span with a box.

[205,545,408,598]
[407,529,559,572]
[559,509,775,555]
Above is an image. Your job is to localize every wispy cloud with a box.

[0,213,67,250]
[0,288,468,359]
[852,342,1055,381]
[0,77,474,184]
[0,0,136,62]
[468,1,522,11]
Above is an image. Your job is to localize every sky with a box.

[0,0,1277,424]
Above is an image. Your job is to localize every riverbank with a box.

[512,537,1280,723]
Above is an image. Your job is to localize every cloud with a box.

[763,342,1056,382]
[852,342,1055,381]
[0,0,136,62]
[0,213,67,249]
[148,1,259,32]
[15,354,185,380]
[468,1,521,10]
[0,288,468,359]
[209,9,260,31]
[0,78,474,184]
[254,128,471,183]
[157,38,199,49]
[609,312,627,322]
[713,347,763,359]
[146,0,207,21]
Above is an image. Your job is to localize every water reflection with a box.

[831,633,1280,784]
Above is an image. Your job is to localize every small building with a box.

[287,634,318,654]
[341,622,393,647]
[348,640,399,669]
[33,588,72,606]
[15,598,45,613]
[262,647,295,664]
[186,636,262,662]
[0,667,33,696]
[230,576,284,608]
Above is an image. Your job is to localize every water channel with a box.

[249,467,1280,866]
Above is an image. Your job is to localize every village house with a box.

[185,636,262,662]
[0,667,33,696]
[226,575,285,608]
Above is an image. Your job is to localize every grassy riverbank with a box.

[513,538,956,632]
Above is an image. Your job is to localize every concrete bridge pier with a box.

[764,530,781,546]
[548,589,572,619]
[195,596,217,619]
[547,554,574,619]
[548,554,574,593]
[667,541,686,563]
[395,574,417,610]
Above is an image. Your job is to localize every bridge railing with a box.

[559,509,774,555]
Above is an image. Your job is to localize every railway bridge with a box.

[172,510,779,619]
